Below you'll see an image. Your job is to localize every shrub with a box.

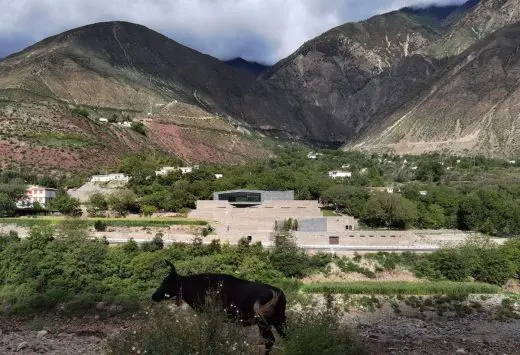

[71,108,89,118]
[131,121,146,135]
[281,310,367,355]
[107,297,253,355]
[94,220,107,232]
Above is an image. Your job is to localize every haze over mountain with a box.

[2,0,520,172]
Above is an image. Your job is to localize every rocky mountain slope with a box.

[0,21,344,172]
[259,2,480,143]
[348,21,520,157]
[3,0,520,170]
[424,0,520,58]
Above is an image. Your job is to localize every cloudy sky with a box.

[0,0,468,63]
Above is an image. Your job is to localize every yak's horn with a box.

[254,290,280,319]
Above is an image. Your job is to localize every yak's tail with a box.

[254,290,280,319]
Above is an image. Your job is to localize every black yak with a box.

[152,261,286,354]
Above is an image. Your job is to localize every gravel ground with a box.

[1,299,519,354]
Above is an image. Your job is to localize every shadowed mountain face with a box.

[224,58,269,76]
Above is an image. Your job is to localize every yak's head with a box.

[152,261,182,302]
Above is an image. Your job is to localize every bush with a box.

[269,233,309,278]
[281,310,367,355]
[107,297,253,355]
[71,108,89,118]
[94,220,107,232]
[131,121,146,135]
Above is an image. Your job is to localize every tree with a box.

[0,192,16,217]
[108,190,138,216]
[320,185,369,217]
[50,193,81,216]
[87,193,108,217]
[269,233,309,278]
[37,176,58,189]
[418,204,446,229]
[362,193,418,229]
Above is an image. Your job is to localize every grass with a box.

[27,132,92,148]
[301,281,502,297]
[0,217,208,227]
[321,209,337,216]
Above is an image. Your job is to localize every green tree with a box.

[51,193,81,216]
[0,192,16,217]
[269,233,309,278]
[108,190,138,217]
[87,193,108,217]
[362,193,418,229]
[320,185,369,217]
[418,204,446,229]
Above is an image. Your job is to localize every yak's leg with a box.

[274,323,287,338]
[258,323,275,355]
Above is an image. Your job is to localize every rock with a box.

[36,330,48,338]
[17,341,28,351]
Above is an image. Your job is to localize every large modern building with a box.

[190,190,357,244]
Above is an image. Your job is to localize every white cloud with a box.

[0,0,469,63]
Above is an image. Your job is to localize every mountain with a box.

[424,0,520,58]
[260,7,454,141]
[347,21,520,157]
[0,21,347,172]
[224,58,269,76]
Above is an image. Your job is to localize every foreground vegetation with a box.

[0,219,519,318]
[108,303,367,355]
[301,281,501,297]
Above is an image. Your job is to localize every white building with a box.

[17,185,57,208]
[328,171,352,179]
[155,166,198,176]
[419,190,428,196]
[99,117,108,123]
[215,174,224,179]
[508,160,516,165]
[341,164,350,169]
[91,173,130,183]
[307,152,317,159]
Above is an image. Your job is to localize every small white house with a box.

[307,152,317,159]
[155,166,198,176]
[419,190,428,196]
[411,166,418,170]
[508,160,516,165]
[328,171,352,179]
[99,117,108,123]
[215,174,224,179]
[91,173,129,183]
[341,164,350,169]
[17,185,57,208]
